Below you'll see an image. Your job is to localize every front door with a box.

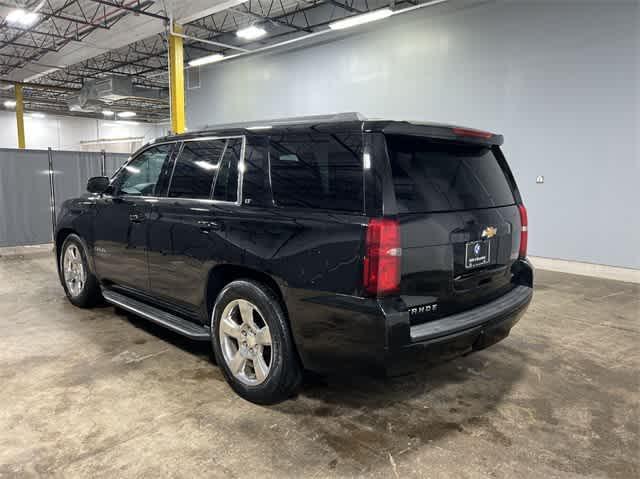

[93,143,175,292]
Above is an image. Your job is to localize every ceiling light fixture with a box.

[3,100,17,108]
[29,112,46,119]
[117,111,136,118]
[236,25,267,40]
[188,53,224,67]
[246,125,272,130]
[6,9,39,26]
[6,9,26,23]
[102,110,115,116]
[329,8,393,30]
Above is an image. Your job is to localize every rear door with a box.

[147,137,244,314]
[384,134,522,325]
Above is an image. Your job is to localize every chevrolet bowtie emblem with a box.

[481,226,497,239]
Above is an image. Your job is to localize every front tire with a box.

[211,280,302,405]
[59,234,101,308]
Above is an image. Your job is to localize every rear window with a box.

[386,135,515,213]
[269,132,363,213]
[168,140,225,199]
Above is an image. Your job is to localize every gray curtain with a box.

[0,149,52,247]
[52,151,104,218]
[105,152,129,177]
[0,148,129,247]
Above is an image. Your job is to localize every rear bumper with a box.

[383,285,532,375]
[410,285,532,342]
[291,259,534,375]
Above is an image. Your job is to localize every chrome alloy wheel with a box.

[63,244,86,298]
[219,299,273,386]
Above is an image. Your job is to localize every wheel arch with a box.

[205,264,288,320]
[55,229,97,277]
[203,264,308,365]
[207,265,303,404]
[55,228,76,260]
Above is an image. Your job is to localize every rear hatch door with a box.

[385,134,521,326]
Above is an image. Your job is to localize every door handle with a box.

[197,220,223,232]
[129,213,145,223]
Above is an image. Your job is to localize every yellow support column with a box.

[15,84,25,149]
[169,23,186,134]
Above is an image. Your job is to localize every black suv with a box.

[55,113,533,404]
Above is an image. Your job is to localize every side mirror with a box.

[87,176,110,194]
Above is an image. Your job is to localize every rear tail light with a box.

[518,204,528,258]
[363,218,401,296]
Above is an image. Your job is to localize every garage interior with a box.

[0,0,638,478]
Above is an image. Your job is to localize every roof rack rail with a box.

[199,112,366,131]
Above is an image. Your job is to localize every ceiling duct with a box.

[67,76,168,112]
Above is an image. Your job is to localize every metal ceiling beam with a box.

[229,5,313,34]
[88,0,169,22]
[326,0,364,13]
[0,79,78,92]
[0,0,135,58]
[2,24,77,41]
[0,39,59,52]
[0,0,108,29]
[67,64,169,86]
[185,0,337,48]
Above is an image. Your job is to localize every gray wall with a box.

[187,0,639,269]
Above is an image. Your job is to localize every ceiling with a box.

[0,0,428,122]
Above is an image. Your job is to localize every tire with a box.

[211,279,302,405]
[59,234,102,308]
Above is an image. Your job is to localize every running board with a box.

[102,289,210,341]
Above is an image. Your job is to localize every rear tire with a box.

[211,279,302,405]
[59,234,101,308]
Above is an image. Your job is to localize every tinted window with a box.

[118,145,171,196]
[386,135,515,213]
[212,138,242,202]
[269,132,363,212]
[243,138,270,206]
[169,140,226,199]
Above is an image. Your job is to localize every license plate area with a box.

[465,240,491,269]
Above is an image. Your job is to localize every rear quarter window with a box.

[386,135,515,213]
[212,138,242,203]
[269,132,364,213]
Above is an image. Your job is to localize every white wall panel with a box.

[0,111,167,151]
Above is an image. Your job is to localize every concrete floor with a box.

[0,248,637,479]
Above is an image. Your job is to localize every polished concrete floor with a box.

[0,247,637,478]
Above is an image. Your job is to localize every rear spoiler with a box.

[370,121,504,146]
